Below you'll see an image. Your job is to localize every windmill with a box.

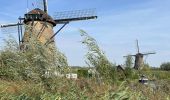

[124,40,156,70]
[0,0,97,50]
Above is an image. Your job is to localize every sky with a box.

[0,0,170,67]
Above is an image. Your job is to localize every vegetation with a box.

[80,29,117,83]
[77,69,88,78]
[0,30,169,99]
[0,36,68,82]
[160,62,170,71]
[144,70,170,80]
[125,55,133,68]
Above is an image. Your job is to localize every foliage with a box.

[125,55,133,68]
[80,29,117,83]
[0,34,68,82]
[0,28,170,99]
[101,82,146,100]
[129,80,170,100]
[1,78,169,100]
[141,63,150,72]
[0,79,149,100]
[144,70,170,80]
[160,62,170,71]
[121,55,138,80]
[77,69,88,78]
[123,55,136,79]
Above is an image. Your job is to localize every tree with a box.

[124,55,138,79]
[160,62,170,71]
[125,55,133,68]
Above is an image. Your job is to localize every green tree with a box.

[160,62,170,71]
[124,55,139,79]
[125,55,133,68]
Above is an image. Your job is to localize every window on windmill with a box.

[25,14,43,20]
[25,14,31,19]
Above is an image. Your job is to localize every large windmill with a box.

[124,40,156,70]
[0,0,97,50]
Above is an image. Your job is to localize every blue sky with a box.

[0,0,170,67]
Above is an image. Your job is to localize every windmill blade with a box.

[142,52,156,55]
[43,0,48,13]
[35,0,45,11]
[0,22,25,45]
[44,22,68,46]
[1,24,19,34]
[54,9,97,24]
[1,23,23,28]
[123,54,136,57]
[143,55,148,64]
[136,39,140,53]
[0,23,24,35]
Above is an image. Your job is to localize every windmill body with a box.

[22,8,56,49]
[134,53,144,70]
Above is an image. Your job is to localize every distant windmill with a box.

[124,40,156,70]
[0,0,97,50]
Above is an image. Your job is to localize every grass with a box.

[0,77,169,100]
[0,79,138,99]
[144,70,170,80]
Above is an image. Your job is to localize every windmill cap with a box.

[24,8,56,26]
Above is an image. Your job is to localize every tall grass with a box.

[80,29,117,83]
[0,29,169,99]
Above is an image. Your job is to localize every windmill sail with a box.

[136,39,140,53]
[1,23,23,28]
[123,54,136,57]
[35,0,44,11]
[43,0,48,13]
[54,9,97,24]
[142,52,156,55]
